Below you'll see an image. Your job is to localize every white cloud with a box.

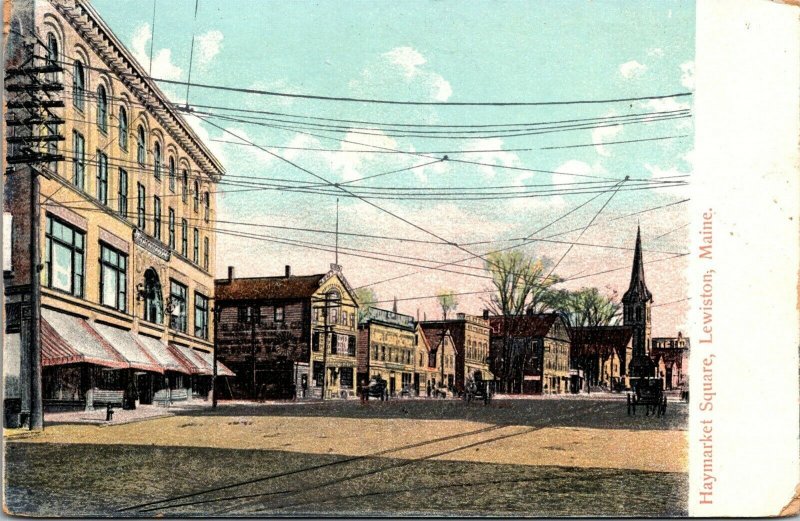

[680,61,695,90]
[639,96,691,113]
[327,130,400,182]
[353,46,453,102]
[591,113,624,157]
[196,30,224,67]
[461,138,520,179]
[647,48,665,58]
[130,23,182,81]
[619,60,647,79]
[644,163,688,179]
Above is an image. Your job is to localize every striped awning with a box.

[41,309,128,369]
[135,334,192,374]
[168,344,207,375]
[191,348,236,377]
[89,322,163,374]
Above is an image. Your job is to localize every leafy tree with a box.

[436,289,458,320]
[354,287,378,321]
[546,286,621,327]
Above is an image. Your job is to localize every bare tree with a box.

[436,289,458,320]
[483,250,559,392]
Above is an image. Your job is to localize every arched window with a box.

[204,191,210,222]
[182,170,188,203]
[168,156,176,192]
[137,125,146,165]
[193,180,200,212]
[143,268,163,324]
[46,33,58,82]
[153,141,161,180]
[118,106,128,150]
[96,85,108,131]
[72,60,85,110]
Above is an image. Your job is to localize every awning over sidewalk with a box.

[88,322,163,374]
[41,308,128,369]
[135,334,191,374]
[191,348,236,377]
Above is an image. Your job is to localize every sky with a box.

[92,0,695,336]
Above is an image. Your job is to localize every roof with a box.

[570,326,633,356]
[215,274,325,301]
[623,226,653,304]
[487,313,561,338]
[359,306,415,330]
[419,323,452,353]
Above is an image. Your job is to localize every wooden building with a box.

[214,263,358,400]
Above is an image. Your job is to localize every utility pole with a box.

[250,305,257,400]
[212,303,221,408]
[321,296,329,400]
[6,32,65,430]
[334,198,339,266]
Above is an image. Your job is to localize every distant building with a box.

[419,313,492,393]
[214,263,358,400]
[651,332,690,390]
[418,324,457,394]
[488,313,571,394]
[357,307,416,397]
[413,323,437,396]
[622,226,657,383]
[570,326,633,392]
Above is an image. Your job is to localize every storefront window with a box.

[44,215,84,297]
[340,367,353,388]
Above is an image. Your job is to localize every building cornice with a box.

[51,0,225,180]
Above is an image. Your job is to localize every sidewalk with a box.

[42,400,211,427]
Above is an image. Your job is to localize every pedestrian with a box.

[360,379,368,403]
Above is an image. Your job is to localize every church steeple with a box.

[622,226,653,304]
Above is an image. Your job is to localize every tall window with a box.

[137,126,146,165]
[168,208,175,249]
[72,130,84,189]
[46,122,58,173]
[193,228,199,264]
[137,183,146,230]
[99,244,127,312]
[46,33,58,83]
[194,293,209,339]
[96,85,108,132]
[153,196,162,241]
[153,141,161,181]
[44,215,84,297]
[193,181,200,212]
[72,60,84,110]
[182,170,188,203]
[168,156,176,192]
[118,168,128,217]
[181,218,188,257]
[204,191,210,222]
[118,106,128,150]
[169,280,188,332]
[203,236,209,270]
[143,268,163,324]
[96,151,108,205]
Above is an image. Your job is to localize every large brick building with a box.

[419,313,492,393]
[357,307,416,397]
[4,0,228,426]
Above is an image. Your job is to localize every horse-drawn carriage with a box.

[627,378,667,417]
[463,371,492,405]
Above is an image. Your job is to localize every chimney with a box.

[227,266,235,282]
[482,309,489,320]
[285,265,291,277]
